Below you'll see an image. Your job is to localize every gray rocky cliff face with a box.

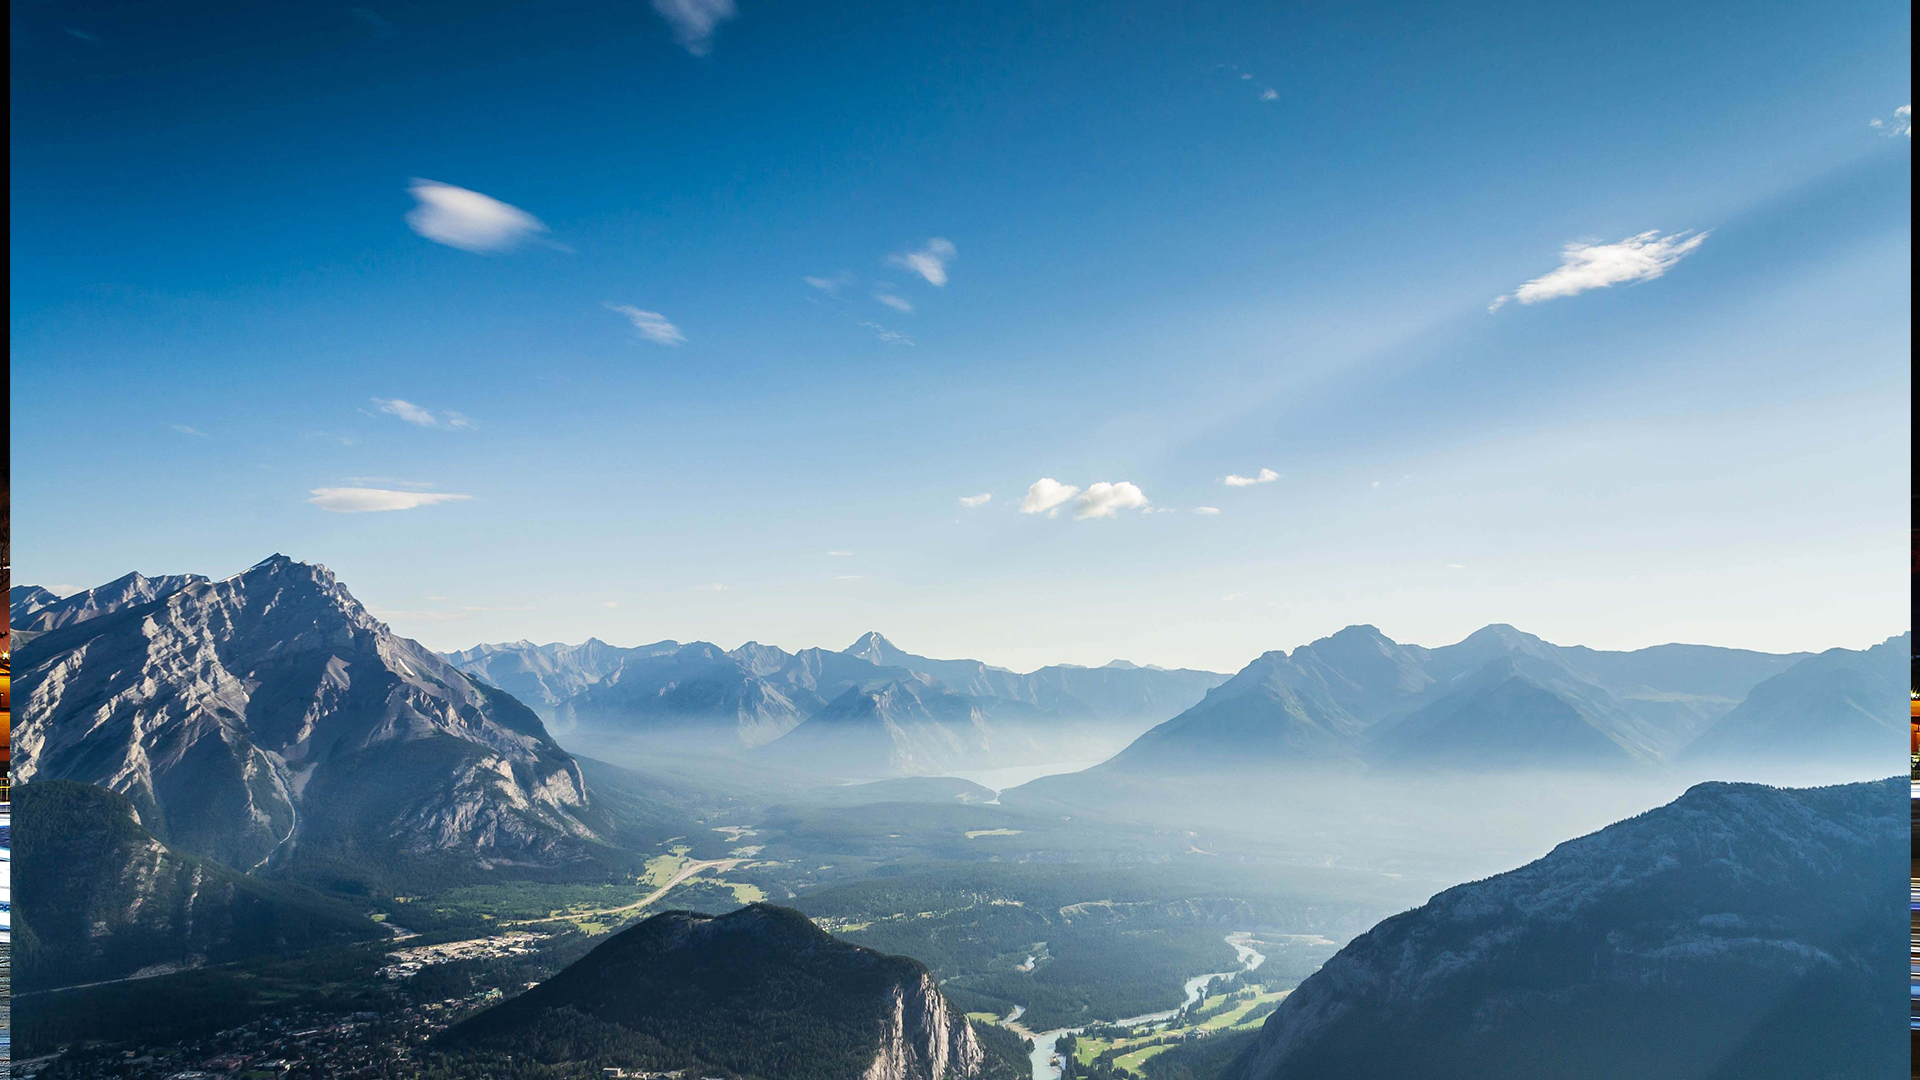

[17,554,602,871]
[862,971,987,1080]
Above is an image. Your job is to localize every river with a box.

[1006,932,1266,1080]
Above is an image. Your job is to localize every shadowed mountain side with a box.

[1219,777,1907,1080]
[14,780,387,990]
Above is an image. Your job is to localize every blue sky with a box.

[10,0,1911,671]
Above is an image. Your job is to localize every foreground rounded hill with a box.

[444,902,1028,1080]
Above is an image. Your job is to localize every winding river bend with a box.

[1004,932,1267,1080]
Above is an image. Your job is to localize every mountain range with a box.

[12,556,633,880]
[445,903,1027,1080]
[1091,623,1900,777]
[1219,776,1907,1080]
[446,630,1228,774]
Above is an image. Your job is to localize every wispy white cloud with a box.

[373,397,475,430]
[1222,467,1280,487]
[1193,506,1221,515]
[888,238,957,286]
[694,582,730,592]
[1074,481,1150,519]
[874,292,914,313]
[651,0,736,55]
[170,424,209,438]
[1018,478,1080,516]
[1869,104,1912,137]
[601,600,620,609]
[1447,563,1467,570]
[308,487,473,513]
[959,493,993,508]
[606,303,686,346]
[859,321,914,345]
[832,574,865,581]
[406,179,550,253]
[826,550,854,556]
[1260,88,1278,101]
[1490,229,1708,312]
[805,273,854,294]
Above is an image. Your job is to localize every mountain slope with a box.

[1220,777,1906,1080]
[445,903,1023,1080]
[1680,634,1908,769]
[13,780,387,989]
[15,555,615,877]
[845,631,1228,719]
[444,638,676,715]
[759,679,1015,776]
[1371,660,1650,771]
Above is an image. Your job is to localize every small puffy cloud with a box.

[805,273,853,294]
[1074,481,1150,519]
[694,582,730,592]
[606,303,686,346]
[406,179,549,253]
[601,600,620,609]
[1491,229,1708,311]
[308,487,473,513]
[1019,478,1081,516]
[859,321,914,345]
[1260,88,1278,101]
[1193,506,1221,515]
[874,292,914,313]
[888,238,957,286]
[1447,563,1466,570]
[1222,467,1280,487]
[170,424,209,437]
[1870,104,1911,137]
[374,397,475,430]
[959,492,993,508]
[652,0,736,55]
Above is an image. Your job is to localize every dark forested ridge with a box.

[445,904,1025,1080]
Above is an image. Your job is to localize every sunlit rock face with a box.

[16,554,604,873]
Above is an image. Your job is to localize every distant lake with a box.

[949,760,1103,792]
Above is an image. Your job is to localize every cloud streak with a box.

[959,492,992,508]
[1223,467,1280,486]
[406,179,549,253]
[1490,229,1708,311]
[606,303,687,345]
[1870,104,1911,137]
[374,397,475,430]
[652,0,736,55]
[888,238,957,286]
[308,487,473,513]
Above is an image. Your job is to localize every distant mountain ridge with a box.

[1095,623,1848,776]
[444,631,1230,769]
[14,555,625,878]
[1220,776,1907,1080]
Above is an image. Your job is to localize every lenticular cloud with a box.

[1491,229,1707,311]
[406,180,549,254]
